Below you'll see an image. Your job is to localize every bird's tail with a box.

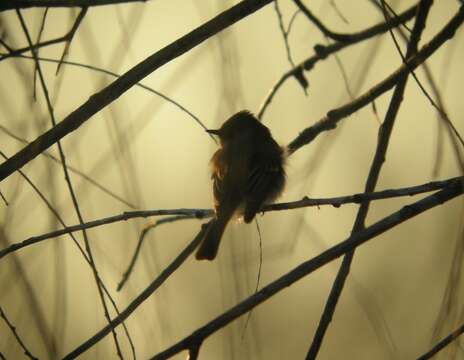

[195,214,230,261]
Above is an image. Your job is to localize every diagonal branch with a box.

[55,7,87,74]
[149,181,463,360]
[0,149,136,359]
[293,0,353,42]
[16,9,124,358]
[417,323,464,360]
[0,123,136,208]
[286,4,464,154]
[0,0,274,182]
[306,2,433,358]
[0,305,38,360]
[62,221,211,359]
[0,0,144,11]
[258,1,420,118]
[0,8,91,61]
[2,53,211,135]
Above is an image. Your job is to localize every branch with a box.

[117,214,197,291]
[0,151,137,360]
[0,305,38,360]
[1,177,460,260]
[0,0,144,11]
[55,7,88,74]
[2,53,210,134]
[417,323,464,360]
[0,208,212,259]
[306,1,433,358]
[0,123,136,208]
[0,8,91,61]
[0,0,273,182]
[258,1,420,118]
[293,0,354,42]
[287,4,464,154]
[62,222,211,359]
[16,10,124,357]
[149,181,463,360]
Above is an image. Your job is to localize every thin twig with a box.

[241,220,264,340]
[0,9,93,61]
[0,189,8,206]
[286,5,464,154]
[292,0,353,42]
[33,7,48,100]
[0,37,13,52]
[258,2,420,119]
[329,0,349,24]
[117,215,197,291]
[0,305,38,360]
[0,123,136,208]
[0,227,56,357]
[2,53,212,140]
[55,7,87,74]
[274,0,296,67]
[286,9,301,35]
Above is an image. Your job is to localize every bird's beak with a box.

[206,129,220,136]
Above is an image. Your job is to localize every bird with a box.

[195,110,286,261]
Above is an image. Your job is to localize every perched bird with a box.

[196,110,286,261]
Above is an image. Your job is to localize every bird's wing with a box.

[244,151,284,223]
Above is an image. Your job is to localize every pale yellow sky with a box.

[0,1,463,359]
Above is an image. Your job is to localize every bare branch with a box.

[306,2,434,358]
[0,305,38,360]
[0,0,274,182]
[56,7,88,74]
[16,9,124,357]
[62,222,211,359]
[0,150,136,358]
[258,2,420,118]
[1,176,459,260]
[2,53,210,135]
[0,0,145,11]
[0,189,8,206]
[293,0,353,42]
[149,181,463,360]
[0,123,136,208]
[0,9,93,61]
[287,5,464,154]
[274,0,296,67]
[417,323,464,360]
[117,215,197,291]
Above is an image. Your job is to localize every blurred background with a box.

[0,0,464,359]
